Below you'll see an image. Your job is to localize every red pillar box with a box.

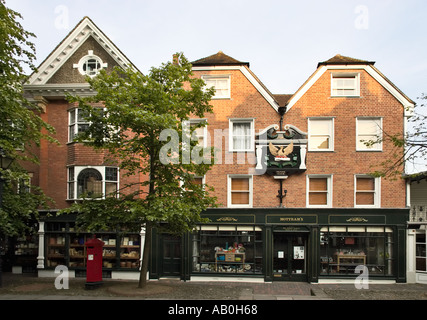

[85,236,104,289]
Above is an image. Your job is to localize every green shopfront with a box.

[149,208,408,283]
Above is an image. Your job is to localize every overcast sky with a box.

[7,0,427,100]
[6,0,427,171]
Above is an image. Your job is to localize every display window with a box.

[192,225,263,274]
[320,226,393,276]
[415,231,427,272]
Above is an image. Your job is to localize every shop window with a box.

[45,221,140,271]
[356,118,382,151]
[416,231,427,272]
[228,175,252,208]
[319,226,393,276]
[192,225,263,275]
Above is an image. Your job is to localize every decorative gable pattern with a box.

[26,17,137,86]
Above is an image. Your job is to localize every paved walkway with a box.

[0,273,426,300]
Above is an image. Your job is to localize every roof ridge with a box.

[317,54,375,67]
[192,51,249,67]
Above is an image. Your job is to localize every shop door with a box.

[161,235,182,277]
[273,233,307,281]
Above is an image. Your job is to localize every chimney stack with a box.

[173,53,180,65]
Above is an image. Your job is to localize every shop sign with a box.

[328,215,386,225]
[274,226,310,233]
[266,214,317,225]
[204,214,256,224]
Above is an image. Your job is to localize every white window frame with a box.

[73,50,108,77]
[67,166,119,200]
[68,108,90,143]
[227,175,253,208]
[306,175,333,208]
[354,175,381,208]
[356,117,383,151]
[202,75,231,99]
[415,230,427,273]
[331,73,360,97]
[184,119,208,148]
[308,118,334,152]
[179,175,205,191]
[229,118,255,152]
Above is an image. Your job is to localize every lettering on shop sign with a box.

[346,217,368,223]
[280,217,303,222]
[216,217,238,222]
[266,214,317,224]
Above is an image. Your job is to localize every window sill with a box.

[228,150,255,153]
[356,149,383,152]
[330,95,361,98]
[227,205,253,209]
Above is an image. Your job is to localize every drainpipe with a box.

[278,106,287,131]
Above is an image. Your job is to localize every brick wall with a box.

[193,67,407,209]
[29,64,407,210]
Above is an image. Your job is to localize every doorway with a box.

[273,232,307,281]
[160,235,182,277]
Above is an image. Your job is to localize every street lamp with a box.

[0,148,14,288]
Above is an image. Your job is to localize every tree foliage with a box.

[0,1,56,237]
[63,53,217,287]
[363,95,427,179]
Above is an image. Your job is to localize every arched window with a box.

[77,168,102,198]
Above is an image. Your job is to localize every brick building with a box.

[19,17,414,283]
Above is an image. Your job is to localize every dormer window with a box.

[202,75,230,99]
[331,73,360,97]
[73,50,107,77]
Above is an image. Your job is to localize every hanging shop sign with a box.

[255,124,308,177]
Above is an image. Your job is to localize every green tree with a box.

[0,1,56,237]
[366,97,427,179]
[63,53,217,288]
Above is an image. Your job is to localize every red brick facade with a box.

[22,18,414,213]
[190,63,409,210]
[21,17,414,282]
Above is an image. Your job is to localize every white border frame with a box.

[330,72,360,97]
[354,174,381,208]
[307,118,335,152]
[201,74,231,99]
[306,174,333,208]
[229,118,255,152]
[227,174,253,208]
[67,165,120,200]
[356,117,383,152]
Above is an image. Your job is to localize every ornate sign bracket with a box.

[255,123,308,177]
